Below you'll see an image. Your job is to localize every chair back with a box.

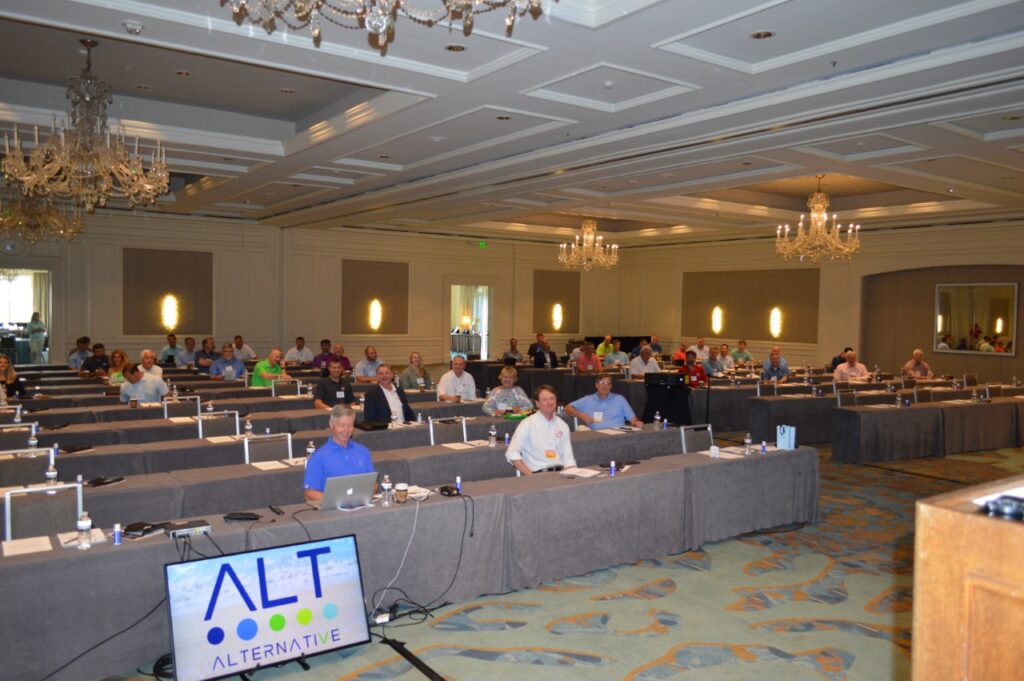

[680,424,714,453]
[832,379,850,392]
[914,387,932,403]
[985,383,1002,398]
[196,410,241,438]
[271,378,301,397]
[163,395,201,419]
[901,376,917,390]
[963,373,979,387]
[836,390,857,407]
[4,481,82,542]
[0,405,23,424]
[0,422,39,450]
[243,432,294,464]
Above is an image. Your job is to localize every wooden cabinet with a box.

[914,474,1024,680]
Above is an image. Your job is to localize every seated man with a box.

[193,336,219,373]
[903,348,934,378]
[565,375,641,429]
[831,347,854,372]
[833,350,870,381]
[354,346,381,383]
[575,342,602,373]
[158,334,179,364]
[730,339,754,367]
[502,337,524,363]
[702,346,725,377]
[250,348,291,387]
[438,355,478,402]
[119,363,169,403]
[680,350,708,387]
[311,339,337,370]
[688,337,710,361]
[629,346,661,377]
[568,343,584,364]
[79,343,110,377]
[233,335,258,362]
[595,335,614,358]
[671,340,689,367]
[630,338,650,358]
[363,364,414,423]
[139,349,164,378]
[313,358,355,410]
[649,335,663,355]
[285,336,314,366]
[68,336,92,370]
[332,343,352,372]
[505,385,577,476]
[719,344,735,371]
[762,350,790,384]
[602,339,630,368]
[210,343,246,381]
[533,339,558,368]
[303,405,374,504]
[175,336,197,368]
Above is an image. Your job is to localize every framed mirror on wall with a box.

[935,283,1017,355]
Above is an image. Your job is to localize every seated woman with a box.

[0,355,27,400]
[483,366,533,416]
[398,351,433,391]
[107,349,128,385]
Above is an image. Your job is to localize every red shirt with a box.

[679,363,708,387]
[576,353,603,372]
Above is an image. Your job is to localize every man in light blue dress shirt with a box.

[68,336,92,370]
[210,344,246,381]
[175,336,197,368]
[564,375,642,429]
[354,346,381,383]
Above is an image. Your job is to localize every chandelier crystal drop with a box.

[0,192,85,243]
[558,219,619,272]
[227,0,544,44]
[2,39,169,214]
[775,175,861,263]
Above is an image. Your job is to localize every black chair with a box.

[836,390,857,407]
[963,373,979,387]
[680,424,714,453]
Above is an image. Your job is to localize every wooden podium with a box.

[913,474,1024,680]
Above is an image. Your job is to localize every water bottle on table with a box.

[381,475,392,507]
[76,512,93,550]
[488,424,497,447]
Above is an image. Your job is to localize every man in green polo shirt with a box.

[251,347,291,387]
[595,334,614,357]
[730,339,755,367]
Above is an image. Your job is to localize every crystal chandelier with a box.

[0,192,84,243]
[2,39,169,213]
[775,175,861,263]
[558,219,619,271]
[227,0,544,44]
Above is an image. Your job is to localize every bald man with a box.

[902,349,934,378]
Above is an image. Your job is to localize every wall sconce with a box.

[460,314,472,331]
[769,306,783,339]
[711,306,724,335]
[552,303,563,331]
[161,294,179,332]
[996,317,1004,334]
[369,299,383,331]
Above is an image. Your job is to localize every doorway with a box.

[0,268,52,363]
[449,284,490,360]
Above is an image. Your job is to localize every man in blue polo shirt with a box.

[210,343,246,381]
[564,375,642,429]
[303,404,375,504]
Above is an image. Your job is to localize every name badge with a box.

[336,390,346,399]
[593,411,604,423]
[417,377,425,386]
[545,449,557,459]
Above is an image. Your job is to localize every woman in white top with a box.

[27,312,46,364]
[483,366,533,416]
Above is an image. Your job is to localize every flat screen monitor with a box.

[165,534,370,681]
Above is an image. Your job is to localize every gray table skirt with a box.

[940,399,1018,454]
[0,443,819,681]
[748,396,835,444]
[832,404,947,463]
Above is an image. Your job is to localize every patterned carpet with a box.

[116,446,1024,681]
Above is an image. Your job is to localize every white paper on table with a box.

[248,386,265,390]
[407,485,432,500]
[56,528,108,549]
[277,395,305,400]
[0,482,50,497]
[1,536,53,557]
[973,485,1024,506]
[699,450,745,459]
[442,442,474,450]
[865,404,898,409]
[282,458,307,467]
[0,454,13,461]
[168,416,195,423]
[596,428,625,435]
[1015,395,1024,400]
[139,402,162,408]
[206,435,236,443]
[465,439,490,447]
[250,460,288,471]
[560,467,603,478]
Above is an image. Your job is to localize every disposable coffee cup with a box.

[129,398,139,408]
[394,483,409,503]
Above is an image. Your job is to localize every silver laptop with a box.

[316,472,378,510]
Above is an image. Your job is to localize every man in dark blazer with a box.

[532,339,559,368]
[526,332,545,356]
[363,363,415,423]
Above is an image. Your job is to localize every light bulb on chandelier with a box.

[775,175,861,263]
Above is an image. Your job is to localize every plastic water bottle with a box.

[27,432,38,449]
[244,418,253,438]
[416,411,423,423]
[264,427,271,436]
[653,411,662,428]
[206,400,214,412]
[455,475,462,494]
[12,408,21,424]
[112,523,122,546]
[45,464,58,491]
[171,382,179,398]
[743,433,752,456]
[504,432,510,446]
[380,475,392,507]
[761,440,768,455]
[609,460,616,477]
[390,414,399,429]
[306,441,315,458]
[76,512,93,550]
[488,424,497,447]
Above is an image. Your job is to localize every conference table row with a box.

[0,430,820,681]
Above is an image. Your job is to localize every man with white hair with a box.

[902,349,935,378]
[834,350,870,381]
[139,349,163,378]
[303,404,374,504]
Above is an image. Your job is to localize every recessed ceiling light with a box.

[947,187,955,193]
[378,154,390,159]
[750,31,775,39]
[1002,115,1022,121]
[175,70,191,77]
[427,136,447,143]
[740,161,753,166]
[280,88,295,95]
[135,84,152,91]
[444,44,466,52]
[495,115,511,121]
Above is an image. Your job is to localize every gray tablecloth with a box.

[939,399,1018,454]
[748,396,835,444]
[832,404,945,463]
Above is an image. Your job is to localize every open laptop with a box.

[316,472,378,510]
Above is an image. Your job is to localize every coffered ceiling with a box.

[1,0,1023,247]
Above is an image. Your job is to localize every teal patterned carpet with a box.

[117,446,1021,681]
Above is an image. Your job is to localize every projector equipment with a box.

[166,519,212,538]
[223,512,261,522]
[439,485,461,497]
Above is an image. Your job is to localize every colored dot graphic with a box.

[237,618,258,641]
[296,608,313,626]
[206,627,225,645]
[323,603,338,620]
[269,613,286,631]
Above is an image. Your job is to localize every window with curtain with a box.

[0,271,37,326]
